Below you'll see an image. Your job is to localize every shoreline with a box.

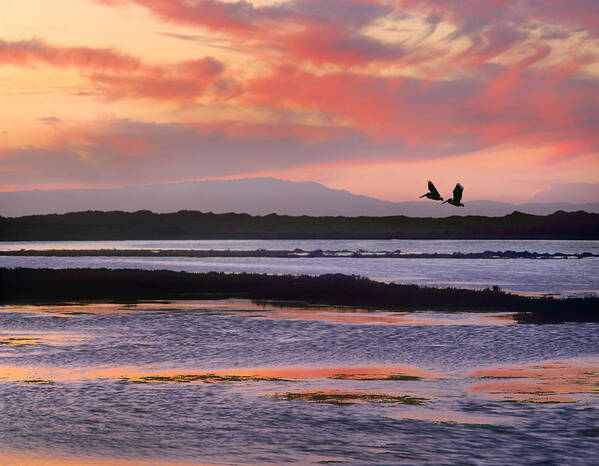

[1,248,596,259]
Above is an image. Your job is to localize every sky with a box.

[1,0,598,203]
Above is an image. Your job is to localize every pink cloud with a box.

[95,0,599,70]
[95,0,294,33]
[95,0,405,67]
[0,38,140,71]
[478,46,552,112]
[244,58,598,159]
[0,38,230,102]
[90,57,228,101]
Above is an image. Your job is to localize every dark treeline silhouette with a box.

[1,209,598,240]
[1,268,596,323]
[1,249,596,259]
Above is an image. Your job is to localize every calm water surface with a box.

[0,301,597,465]
[2,239,597,296]
[2,239,598,254]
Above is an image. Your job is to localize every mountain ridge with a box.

[1,177,597,218]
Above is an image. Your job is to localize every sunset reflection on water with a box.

[0,300,596,464]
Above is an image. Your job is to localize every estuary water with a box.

[2,238,598,254]
[1,239,597,464]
[0,300,597,465]
[2,239,598,296]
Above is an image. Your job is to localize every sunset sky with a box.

[1,0,598,202]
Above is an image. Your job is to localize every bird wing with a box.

[453,183,463,203]
[428,181,440,197]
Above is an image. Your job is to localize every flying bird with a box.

[419,180,443,201]
[443,183,465,206]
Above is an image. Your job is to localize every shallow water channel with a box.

[0,300,597,464]
[2,239,598,297]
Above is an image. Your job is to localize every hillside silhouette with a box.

[1,178,598,217]
[1,209,597,240]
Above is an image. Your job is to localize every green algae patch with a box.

[331,373,421,381]
[0,337,41,346]
[122,373,291,384]
[273,391,427,405]
[21,378,54,384]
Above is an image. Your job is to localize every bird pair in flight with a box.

[420,181,464,206]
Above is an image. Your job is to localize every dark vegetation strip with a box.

[1,268,596,323]
[1,249,595,259]
[1,209,598,240]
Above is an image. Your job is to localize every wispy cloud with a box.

[37,116,63,125]
[0,37,232,102]
[0,38,140,71]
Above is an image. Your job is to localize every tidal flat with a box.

[0,300,597,464]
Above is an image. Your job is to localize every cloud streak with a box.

[0,119,390,189]
[95,0,404,67]
[0,37,231,102]
[0,38,140,71]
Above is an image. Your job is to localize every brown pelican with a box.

[443,183,465,206]
[419,180,443,201]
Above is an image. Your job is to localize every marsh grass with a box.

[273,391,427,405]
[0,337,41,346]
[3,268,597,322]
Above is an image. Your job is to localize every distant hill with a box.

[1,178,597,217]
[1,210,597,240]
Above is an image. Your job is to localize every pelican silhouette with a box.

[419,180,443,201]
[442,183,465,206]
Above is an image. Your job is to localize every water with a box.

[0,301,597,464]
[2,240,598,296]
[1,240,597,464]
[2,239,598,254]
